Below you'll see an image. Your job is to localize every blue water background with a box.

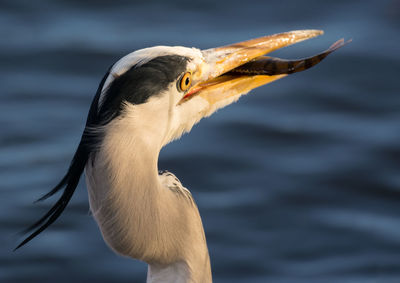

[1,0,400,282]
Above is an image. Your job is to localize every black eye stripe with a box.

[99,55,189,122]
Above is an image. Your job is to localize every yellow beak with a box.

[182,30,347,105]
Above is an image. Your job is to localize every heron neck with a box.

[88,118,212,282]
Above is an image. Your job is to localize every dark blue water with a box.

[1,0,399,282]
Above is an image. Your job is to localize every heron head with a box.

[95,30,344,150]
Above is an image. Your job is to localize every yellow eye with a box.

[179,72,192,92]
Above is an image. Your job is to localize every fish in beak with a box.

[180,30,349,106]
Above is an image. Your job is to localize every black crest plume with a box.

[14,69,110,250]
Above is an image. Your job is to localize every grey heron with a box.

[16,30,347,282]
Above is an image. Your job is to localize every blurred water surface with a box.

[1,0,400,282]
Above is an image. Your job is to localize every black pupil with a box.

[185,77,190,85]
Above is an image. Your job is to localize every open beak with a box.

[181,30,348,106]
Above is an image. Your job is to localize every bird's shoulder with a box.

[158,170,193,203]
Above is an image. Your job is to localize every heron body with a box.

[17,30,347,282]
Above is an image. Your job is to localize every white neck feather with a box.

[85,110,212,282]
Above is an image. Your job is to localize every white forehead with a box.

[102,46,204,92]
